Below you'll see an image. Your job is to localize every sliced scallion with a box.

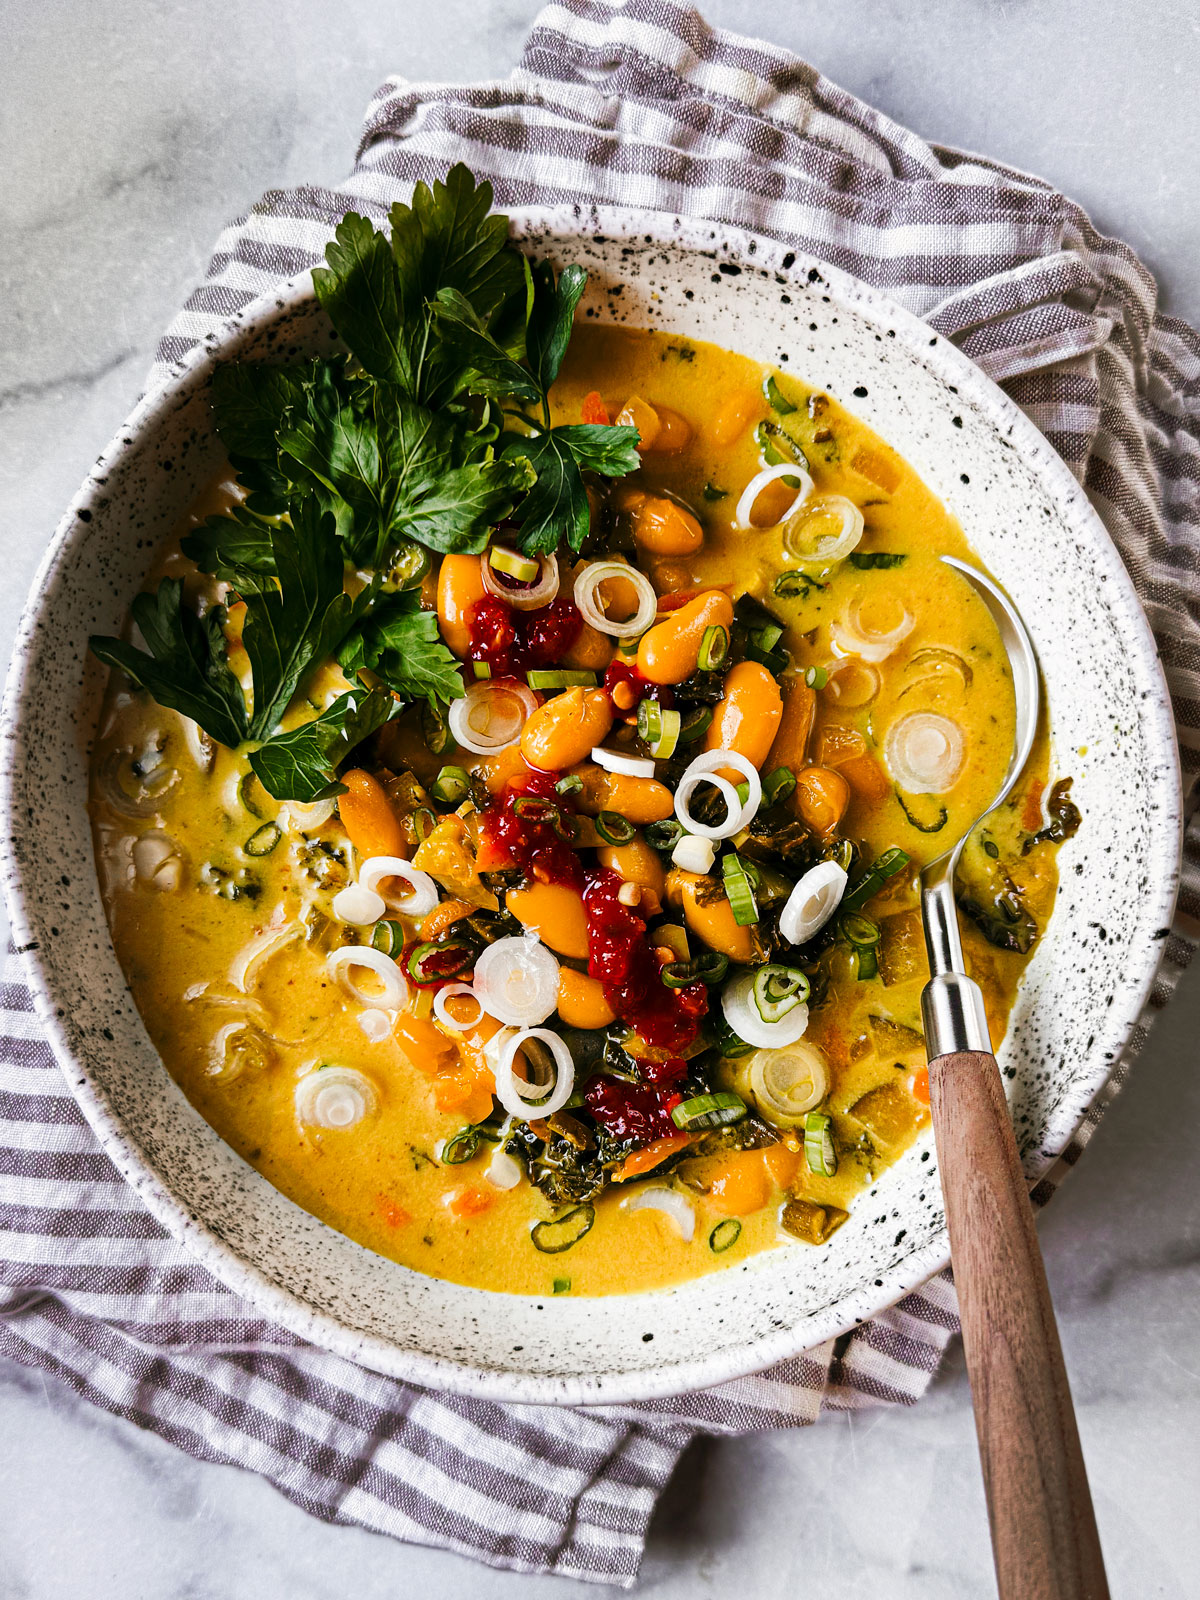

[430,764,471,806]
[530,1204,596,1254]
[856,944,879,981]
[698,624,730,672]
[527,669,599,690]
[840,912,881,949]
[671,1092,747,1131]
[751,964,809,1023]
[804,666,829,690]
[722,853,759,926]
[649,707,681,759]
[804,1111,837,1176]
[841,847,910,914]
[678,706,713,744]
[660,952,729,989]
[714,1018,755,1058]
[595,810,635,846]
[762,766,796,808]
[763,374,797,414]
[636,698,663,745]
[371,920,405,957]
[644,819,685,851]
[244,822,282,857]
[422,702,453,756]
[440,1125,482,1165]
[710,1217,742,1253]
[472,662,493,680]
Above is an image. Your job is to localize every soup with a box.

[87,171,1075,1297]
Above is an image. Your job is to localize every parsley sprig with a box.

[90,164,640,800]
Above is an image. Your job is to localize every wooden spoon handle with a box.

[929,1049,1110,1600]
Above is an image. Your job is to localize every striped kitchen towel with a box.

[3,0,1199,1586]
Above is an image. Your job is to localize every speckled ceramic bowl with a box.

[2,209,1181,1405]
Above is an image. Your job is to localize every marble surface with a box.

[1,1,1198,1595]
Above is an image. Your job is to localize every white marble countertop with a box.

[2,2,1198,1595]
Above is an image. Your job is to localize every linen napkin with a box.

[4,1,1199,1586]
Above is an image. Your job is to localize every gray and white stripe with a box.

[4,0,1197,1584]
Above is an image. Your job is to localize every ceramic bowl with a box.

[1,208,1181,1405]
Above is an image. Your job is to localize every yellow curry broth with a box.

[91,323,1057,1296]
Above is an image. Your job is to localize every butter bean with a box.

[557,968,616,1030]
[506,880,591,960]
[436,554,485,658]
[520,687,614,772]
[571,763,675,824]
[795,765,850,834]
[705,661,783,772]
[636,590,735,684]
[633,496,704,556]
[664,867,758,962]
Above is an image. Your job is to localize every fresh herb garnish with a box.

[90,163,644,801]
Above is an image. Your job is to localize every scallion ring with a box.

[722,969,809,1049]
[649,707,681,759]
[709,1218,742,1253]
[432,982,485,1033]
[555,774,584,797]
[840,911,881,949]
[660,952,729,989]
[430,765,471,806]
[804,1110,838,1176]
[674,749,763,841]
[595,811,635,846]
[326,945,409,1011]
[697,624,730,672]
[678,706,713,744]
[244,821,282,858]
[762,766,797,808]
[841,848,910,914]
[482,549,559,609]
[359,856,439,917]
[636,698,663,745]
[527,669,598,690]
[734,462,815,533]
[448,680,538,756]
[671,1092,747,1131]
[644,819,684,851]
[721,853,759,927]
[530,1204,595,1254]
[494,1026,575,1118]
[751,964,810,1024]
[370,919,405,957]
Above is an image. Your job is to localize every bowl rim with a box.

[1,203,1182,1405]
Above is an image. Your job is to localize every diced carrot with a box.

[908,1067,931,1105]
[419,897,475,942]
[394,1012,457,1075]
[840,752,892,806]
[762,1140,802,1188]
[1022,778,1046,832]
[613,1132,691,1183]
[707,1150,772,1216]
[448,1185,493,1218]
[375,1195,411,1228]
[581,389,610,425]
[339,768,408,859]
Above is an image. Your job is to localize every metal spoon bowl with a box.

[919,556,1041,1058]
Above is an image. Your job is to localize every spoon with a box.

[920,557,1110,1600]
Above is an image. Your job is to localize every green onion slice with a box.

[763,374,797,414]
[636,697,662,745]
[371,920,405,957]
[490,546,540,582]
[804,1111,838,1177]
[238,771,267,820]
[751,622,784,653]
[714,1018,755,1058]
[856,944,880,982]
[595,810,635,846]
[841,847,910,914]
[530,1204,596,1254]
[527,669,599,690]
[430,764,471,806]
[840,911,881,949]
[752,964,810,1023]
[678,706,713,744]
[406,939,476,985]
[709,1218,743,1253]
[698,624,730,672]
[472,662,493,680]
[804,665,829,690]
[671,1092,747,1131]
[645,819,685,851]
[422,702,454,757]
[411,807,436,844]
[660,952,729,989]
[649,707,682,760]
[721,853,759,927]
[440,1125,482,1165]
[244,822,282,857]
[762,766,797,808]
